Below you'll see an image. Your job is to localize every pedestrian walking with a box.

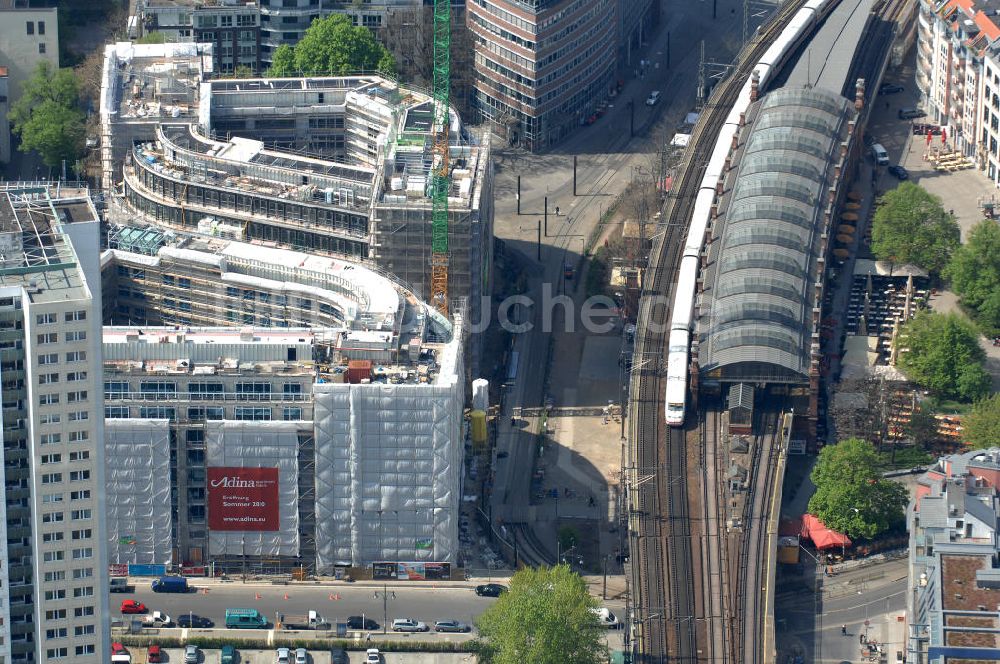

[841,624,847,635]
[366,632,372,643]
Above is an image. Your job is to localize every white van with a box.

[871,143,889,165]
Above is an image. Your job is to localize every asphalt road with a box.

[112,583,497,634]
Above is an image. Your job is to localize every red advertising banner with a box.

[109,564,129,577]
[207,467,280,531]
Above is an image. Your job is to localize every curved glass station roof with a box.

[700,87,853,382]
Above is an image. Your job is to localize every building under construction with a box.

[99,43,493,339]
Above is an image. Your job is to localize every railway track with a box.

[627,0,811,661]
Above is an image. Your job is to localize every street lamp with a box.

[373,584,395,635]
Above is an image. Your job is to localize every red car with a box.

[111,644,129,656]
[147,645,162,663]
[120,600,147,614]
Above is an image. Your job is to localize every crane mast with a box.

[430,0,451,315]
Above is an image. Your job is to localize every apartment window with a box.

[178,277,191,288]
[46,648,68,659]
[71,508,92,520]
[105,406,129,418]
[38,20,45,35]
[65,310,86,322]
[44,590,66,601]
[26,21,33,35]
[42,532,64,542]
[283,407,302,420]
[105,381,129,398]
[42,511,64,523]
[220,14,233,26]
[39,353,58,365]
[42,492,63,503]
[71,490,91,501]
[67,390,87,403]
[75,606,95,617]
[70,410,89,421]
[205,407,225,420]
[43,573,65,584]
[37,332,57,344]
[39,393,59,405]
[72,586,94,598]
[141,381,176,397]
[71,547,93,559]
[66,351,86,362]
[36,313,56,325]
[41,413,60,424]
[75,645,96,656]
[38,43,46,54]
[69,451,89,462]
[41,433,62,445]
[234,407,272,421]
[74,622,95,633]
[39,372,59,384]
[139,406,175,420]
[71,528,92,540]
[69,430,89,442]
[69,470,91,482]
[67,371,87,382]
[236,382,271,399]
[43,551,65,563]
[297,297,312,309]
[45,609,66,620]
[41,473,62,484]
[40,454,61,464]
[66,330,86,342]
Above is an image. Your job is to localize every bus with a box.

[225,608,268,629]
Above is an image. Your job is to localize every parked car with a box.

[591,607,622,628]
[221,645,238,664]
[151,576,189,593]
[913,123,942,135]
[142,610,172,627]
[184,645,200,664]
[898,107,926,120]
[147,645,162,663]
[275,648,291,664]
[888,164,909,180]
[110,577,132,593]
[347,615,379,630]
[645,91,661,106]
[111,645,131,664]
[330,648,349,664]
[177,614,213,628]
[475,583,507,597]
[111,643,129,656]
[878,83,904,95]
[294,648,308,664]
[120,600,147,614]
[392,618,429,632]
[365,649,381,664]
[434,620,470,633]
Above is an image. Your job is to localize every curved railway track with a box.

[627,1,810,660]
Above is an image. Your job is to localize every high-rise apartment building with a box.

[468,0,618,150]
[0,183,108,664]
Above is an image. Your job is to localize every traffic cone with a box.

[283,593,289,600]
[329,593,334,601]
[255,592,261,600]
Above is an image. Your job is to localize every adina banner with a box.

[207,467,279,531]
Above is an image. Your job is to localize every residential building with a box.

[915,0,1000,161]
[134,0,262,74]
[0,182,108,664]
[0,1,58,102]
[99,43,493,348]
[468,0,617,150]
[908,448,1000,663]
[0,67,9,164]
[101,230,464,570]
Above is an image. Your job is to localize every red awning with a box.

[801,513,852,550]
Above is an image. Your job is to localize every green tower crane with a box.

[429,0,451,315]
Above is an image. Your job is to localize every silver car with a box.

[184,645,199,664]
[391,617,428,632]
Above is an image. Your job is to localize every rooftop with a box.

[941,555,1000,633]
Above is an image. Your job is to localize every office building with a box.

[133,0,261,74]
[99,43,493,338]
[0,0,58,102]
[101,230,464,570]
[468,0,617,150]
[0,182,108,664]
[908,448,1000,663]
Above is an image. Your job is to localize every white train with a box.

[664,0,837,426]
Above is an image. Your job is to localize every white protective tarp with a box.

[105,419,172,565]
[313,343,464,569]
[205,420,300,557]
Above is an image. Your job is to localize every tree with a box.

[476,565,607,664]
[10,62,85,168]
[264,14,395,78]
[871,182,960,275]
[905,402,939,449]
[963,394,1000,449]
[945,220,1000,333]
[896,310,991,402]
[557,525,579,553]
[807,439,908,539]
